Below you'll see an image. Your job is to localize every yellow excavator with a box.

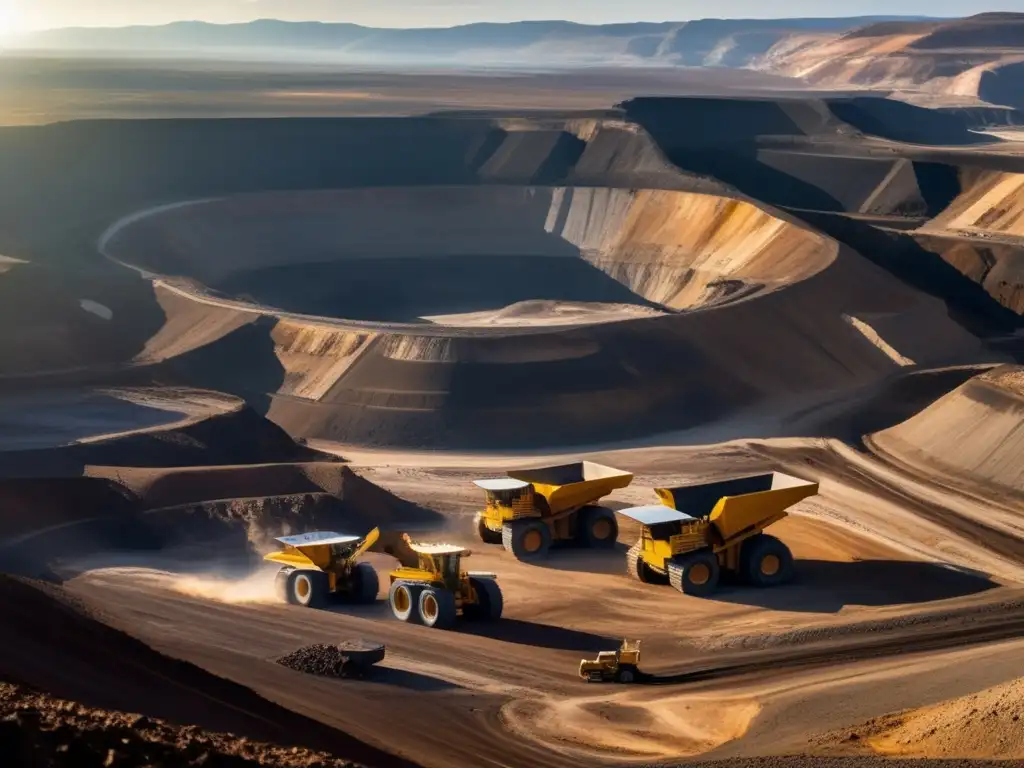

[265,528,381,608]
[621,472,819,596]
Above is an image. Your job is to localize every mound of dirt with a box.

[0,462,436,578]
[859,677,1024,759]
[0,477,138,540]
[0,682,365,768]
[866,364,1024,500]
[276,642,386,678]
[0,576,412,767]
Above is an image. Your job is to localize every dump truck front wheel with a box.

[351,562,380,604]
[626,543,667,584]
[418,587,458,629]
[389,580,424,623]
[287,570,330,609]
[668,551,721,597]
[476,513,503,545]
[578,506,619,549]
[742,534,794,587]
[503,520,551,560]
[464,577,503,621]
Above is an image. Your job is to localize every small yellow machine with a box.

[621,472,819,596]
[579,640,643,683]
[473,461,634,560]
[387,534,503,629]
[265,528,381,608]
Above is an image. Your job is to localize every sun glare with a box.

[0,1,23,40]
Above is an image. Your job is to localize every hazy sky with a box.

[5,0,1020,31]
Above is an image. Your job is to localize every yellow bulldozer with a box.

[579,639,643,683]
[473,461,634,560]
[265,528,381,608]
[620,472,819,596]
[386,534,503,629]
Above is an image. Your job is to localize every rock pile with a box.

[276,641,385,678]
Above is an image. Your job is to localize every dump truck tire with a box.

[578,506,618,549]
[667,551,721,597]
[465,577,503,621]
[418,587,457,630]
[475,513,503,545]
[351,562,379,604]
[626,543,667,584]
[502,520,551,560]
[274,567,294,603]
[742,534,794,588]
[389,580,424,623]
[287,570,330,609]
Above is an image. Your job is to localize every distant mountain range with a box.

[11,17,937,68]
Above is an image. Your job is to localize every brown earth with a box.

[754,13,1024,109]
[866,365,1024,504]
[812,677,1024,760]
[1,95,1023,768]
[0,681,367,768]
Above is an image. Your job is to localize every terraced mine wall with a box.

[0,111,1000,448]
[622,96,1024,330]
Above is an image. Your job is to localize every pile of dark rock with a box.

[276,640,385,679]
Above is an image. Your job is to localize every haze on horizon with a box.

[3,0,1020,32]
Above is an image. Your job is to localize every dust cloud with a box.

[79,565,281,605]
[168,568,279,605]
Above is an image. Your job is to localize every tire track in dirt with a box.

[643,597,1024,687]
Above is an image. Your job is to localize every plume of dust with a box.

[167,566,280,605]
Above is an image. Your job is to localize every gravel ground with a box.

[0,682,365,768]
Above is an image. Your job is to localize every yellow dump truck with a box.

[387,534,503,630]
[266,528,381,608]
[473,461,634,560]
[620,472,818,596]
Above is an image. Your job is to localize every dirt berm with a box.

[866,365,1024,504]
[0,461,439,580]
[0,575,414,768]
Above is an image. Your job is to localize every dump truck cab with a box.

[622,472,818,597]
[473,461,634,560]
[266,528,381,609]
[579,639,642,683]
[387,534,503,629]
[473,478,535,537]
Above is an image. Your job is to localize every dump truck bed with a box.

[657,472,818,543]
[508,461,633,514]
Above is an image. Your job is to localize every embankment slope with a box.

[756,13,1024,107]
[866,365,1024,503]
[0,575,411,767]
